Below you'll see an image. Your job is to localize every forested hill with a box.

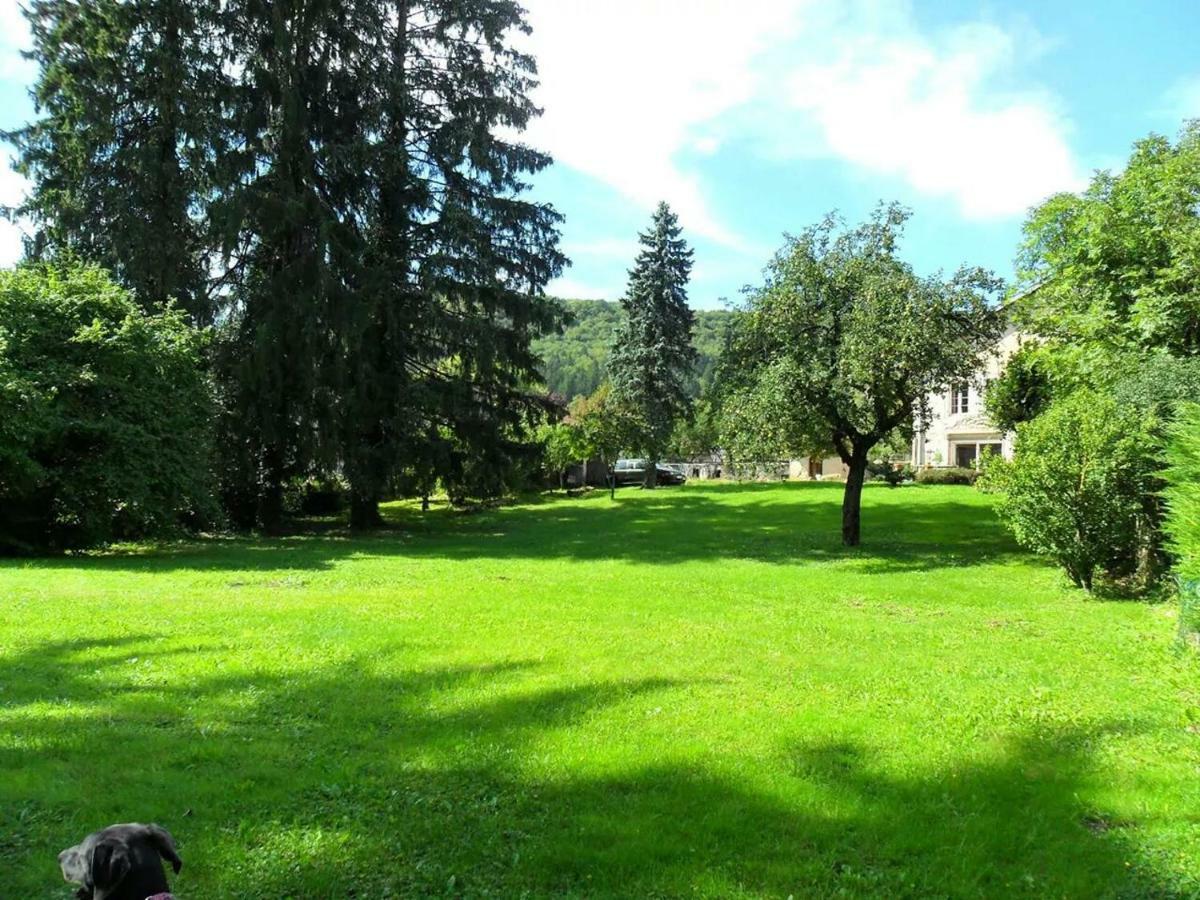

[534,299,735,400]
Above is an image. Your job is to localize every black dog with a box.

[58,823,181,900]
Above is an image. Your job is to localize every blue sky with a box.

[0,0,1197,309]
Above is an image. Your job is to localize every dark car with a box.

[612,459,687,486]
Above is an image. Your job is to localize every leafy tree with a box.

[567,383,639,496]
[719,204,1004,546]
[9,0,227,322]
[668,394,721,461]
[990,126,1200,437]
[1109,355,1200,425]
[986,125,1200,456]
[1015,123,1200,358]
[0,261,216,551]
[984,342,1052,432]
[982,127,1200,593]
[982,392,1156,592]
[608,202,697,487]
[539,421,586,490]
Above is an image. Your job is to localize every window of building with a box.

[951,383,970,414]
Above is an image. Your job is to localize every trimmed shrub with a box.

[1164,403,1200,641]
[915,466,979,486]
[0,262,216,551]
[981,391,1155,592]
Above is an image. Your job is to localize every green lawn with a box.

[2,482,1198,898]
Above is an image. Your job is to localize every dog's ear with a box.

[145,823,183,874]
[91,838,131,894]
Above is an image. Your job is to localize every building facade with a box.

[789,456,850,480]
[911,326,1023,469]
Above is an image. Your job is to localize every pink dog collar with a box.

[145,894,174,900]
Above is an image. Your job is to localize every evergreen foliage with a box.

[608,203,697,487]
[11,0,565,534]
[534,299,731,401]
[8,0,227,323]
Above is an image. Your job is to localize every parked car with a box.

[656,464,687,486]
[612,459,687,486]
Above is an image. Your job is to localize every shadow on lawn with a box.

[0,483,1033,578]
[1,635,1182,897]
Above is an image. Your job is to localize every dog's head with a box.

[59,823,181,900]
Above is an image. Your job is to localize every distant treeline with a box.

[535,299,733,400]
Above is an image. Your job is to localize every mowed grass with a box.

[2,482,1199,898]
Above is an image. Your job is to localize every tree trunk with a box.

[841,455,868,547]
[259,451,284,535]
[350,492,383,530]
[643,458,658,489]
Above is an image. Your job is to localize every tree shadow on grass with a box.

[0,483,1037,578]
[1,635,1188,897]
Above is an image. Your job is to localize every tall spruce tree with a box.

[9,0,227,322]
[12,0,565,531]
[609,202,696,487]
[213,0,371,532]
[337,0,566,526]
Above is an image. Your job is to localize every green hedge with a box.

[915,466,979,486]
[1165,403,1200,641]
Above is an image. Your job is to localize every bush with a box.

[0,262,216,551]
[1164,403,1200,641]
[981,391,1154,592]
[284,475,348,516]
[915,466,979,486]
[869,459,913,486]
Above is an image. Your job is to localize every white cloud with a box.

[520,0,1084,236]
[0,0,1089,271]
[520,0,803,250]
[786,13,1086,218]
